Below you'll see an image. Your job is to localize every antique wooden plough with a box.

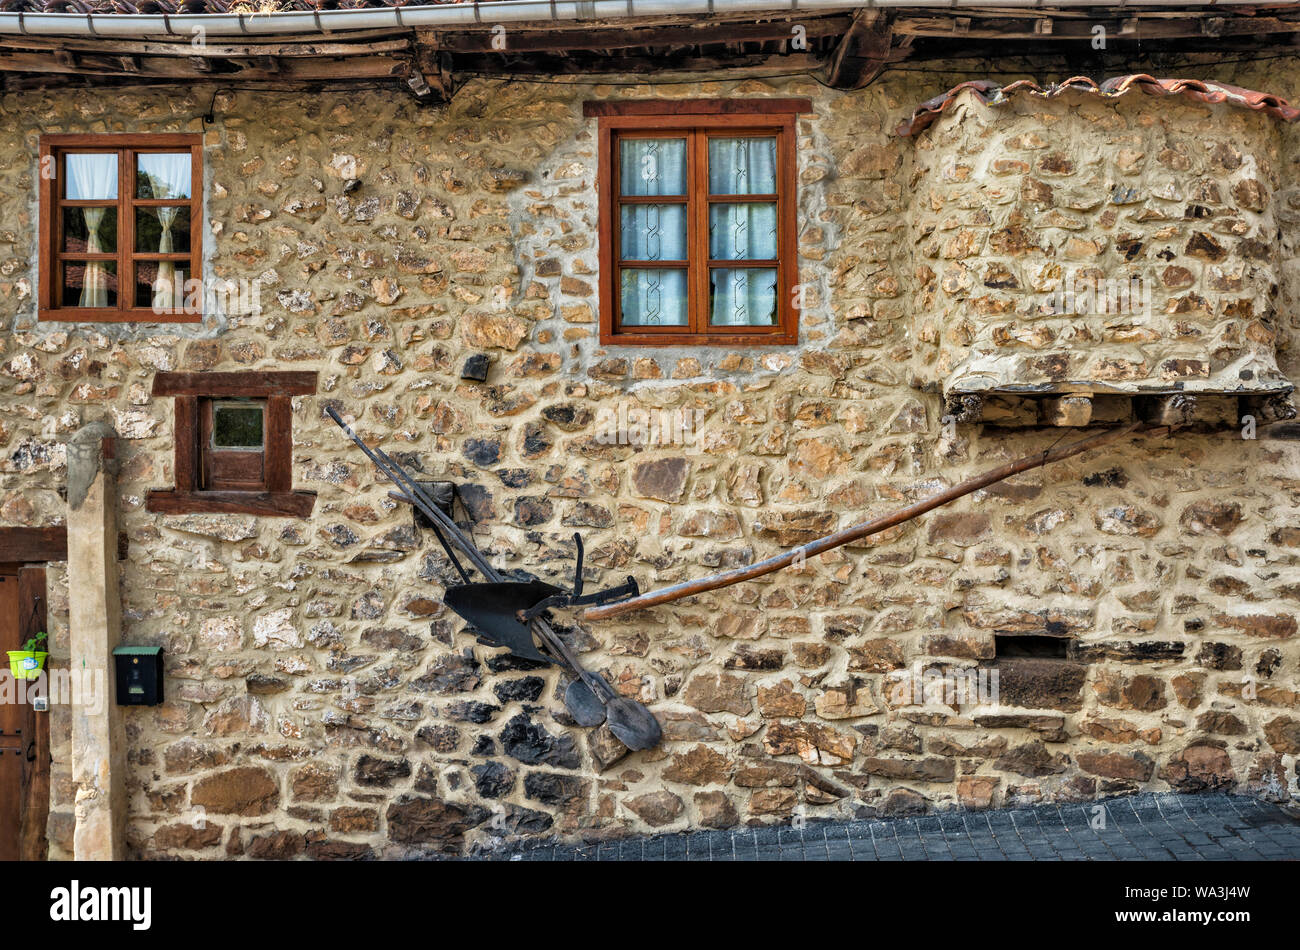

[328,406,661,751]
[332,406,1170,752]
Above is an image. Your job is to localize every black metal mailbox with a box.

[112,645,164,706]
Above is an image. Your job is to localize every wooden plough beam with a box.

[584,423,1169,622]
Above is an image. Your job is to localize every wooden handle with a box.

[583,423,1164,622]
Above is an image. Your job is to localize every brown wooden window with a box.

[145,372,317,518]
[38,134,202,323]
[590,99,808,346]
[203,399,267,492]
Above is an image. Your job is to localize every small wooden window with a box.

[146,372,317,518]
[202,399,267,492]
[590,100,807,346]
[39,134,202,323]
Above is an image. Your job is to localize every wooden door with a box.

[0,566,48,861]
[0,570,20,861]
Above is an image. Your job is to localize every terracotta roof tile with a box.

[896,74,1300,138]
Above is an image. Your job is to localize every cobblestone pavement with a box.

[493,793,1300,861]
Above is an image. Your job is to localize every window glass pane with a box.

[212,402,265,450]
[619,138,687,196]
[134,262,191,311]
[708,137,777,195]
[61,261,118,308]
[136,153,192,199]
[709,202,777,260]
[620,204,687,261]
[620,268,688,326]
[62,206,116,254]
[63,153,118,200]
[135,206,192,254]
[709,267,778,326]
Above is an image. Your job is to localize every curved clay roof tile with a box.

[897,74,1300,138]
[44,0,98,12]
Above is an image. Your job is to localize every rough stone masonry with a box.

[1,61,1299,859]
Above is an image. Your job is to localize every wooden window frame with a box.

[591,100,808,347]
[145,372,317,518]
[38,133,203,324]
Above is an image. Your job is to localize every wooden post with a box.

[1040,394,1093,427]
[65,422,126,861]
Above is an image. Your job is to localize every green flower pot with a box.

[7,650,48,681]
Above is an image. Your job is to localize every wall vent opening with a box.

[994,634,1071,660]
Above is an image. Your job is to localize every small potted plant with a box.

[8,631,48,680]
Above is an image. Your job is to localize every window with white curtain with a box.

[594,106,800,346]
[39,135,201,323]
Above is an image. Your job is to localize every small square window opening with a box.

[211,401,266,451]
[145,372,318,518]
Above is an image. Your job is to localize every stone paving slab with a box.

[488,793,1300,861]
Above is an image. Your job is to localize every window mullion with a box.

[690,129,707,337]
[52,151,63,308]
[192,144,202,310]
[612,133,622,328]
[120,148,131,315]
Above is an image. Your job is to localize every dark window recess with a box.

[211,400,264,448]
[994,634,1071,659]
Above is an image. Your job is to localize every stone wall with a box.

[907,87,1292,400]
[0,63,1298,859]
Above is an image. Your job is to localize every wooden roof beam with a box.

[894,14,1300,41]
[0,50,408,81]
[410,48,452,102]
[418,17,851,54]
[0,34,411,60]
[452,50,823,77]
[825,9,894,89]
